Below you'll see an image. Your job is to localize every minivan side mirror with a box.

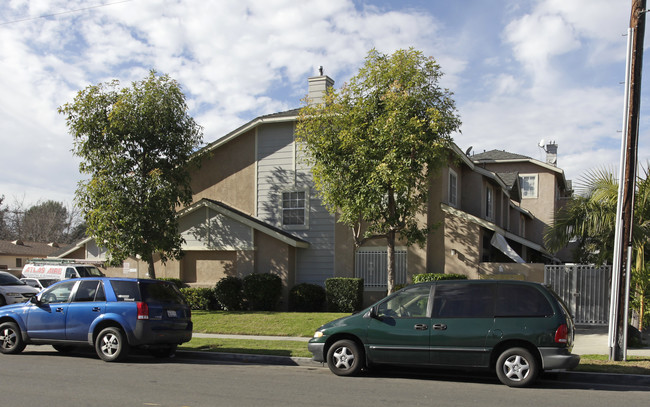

[30,296,41,305]
[365,306,379,319]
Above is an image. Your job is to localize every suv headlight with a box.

[313,330,324,339]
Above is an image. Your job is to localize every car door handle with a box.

[92,307,101,312]
[432,323,447,330]
[414,324,428,330]
[55,308,64,313]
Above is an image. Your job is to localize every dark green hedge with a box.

[289,283,326,312]
[243,273,283,311]
[214,276,244,311]
[325,278,363,313]
[412,273,468,283]
[180,287,217,310]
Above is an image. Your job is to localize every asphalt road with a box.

[0,346,648,407]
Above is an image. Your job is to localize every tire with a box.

[0,321,26,354]
[0,295,6,307]
[150,345,177,359]
[495,347,539,387]
[326,339,364,376]
[95,327,129,362]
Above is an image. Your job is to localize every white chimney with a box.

[307,66,334,106]
[545,142,558,166]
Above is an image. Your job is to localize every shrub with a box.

[158,278,185,289]
[180,287,217,310]
[214,276,244,311]
[243,273,283,311]
[325,278,363,313]
[289,283,326,312]
[413,273,467,283]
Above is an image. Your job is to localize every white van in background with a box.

[21,260,105,282]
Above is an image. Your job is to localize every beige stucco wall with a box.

[190,130,256,215]
[478,262,545,283]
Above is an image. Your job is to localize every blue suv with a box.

[0,277,192,361]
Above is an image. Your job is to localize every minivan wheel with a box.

[326,339,364,376]
[496,347,539,387]
[0,321,25,354]
[95,327,129,362]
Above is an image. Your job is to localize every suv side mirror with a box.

[30,295,41,305]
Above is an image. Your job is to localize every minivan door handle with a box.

[432,323,447,330]
[55,308,64,313]
[414,324,428,330]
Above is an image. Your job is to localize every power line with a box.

[0,0,134,26]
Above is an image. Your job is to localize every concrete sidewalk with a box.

[573,326,650,356]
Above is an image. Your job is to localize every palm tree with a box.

[545,166,650,329]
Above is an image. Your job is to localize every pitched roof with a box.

[472,150,531,161]
[0,240,70,257]
[178,198,310,248]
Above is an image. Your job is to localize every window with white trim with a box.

[282,191,307,226]
[520,174,538,198]
[448,169,458,207]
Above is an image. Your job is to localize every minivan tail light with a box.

[555,324,568,343]
[137,302,149,320]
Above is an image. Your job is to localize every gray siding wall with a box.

[256,122,335,285]
[179,207,253,251]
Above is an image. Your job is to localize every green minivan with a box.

[308,280,580,387]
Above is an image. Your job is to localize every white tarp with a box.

[490,233,525,263]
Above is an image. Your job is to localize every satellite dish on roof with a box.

[538,139,545,148]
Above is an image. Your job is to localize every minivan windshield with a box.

[0,272,26,286]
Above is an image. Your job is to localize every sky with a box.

[0,0,645,207]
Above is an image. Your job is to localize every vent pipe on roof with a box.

[12,240,24,246]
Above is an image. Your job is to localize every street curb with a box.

[177,350,650,386]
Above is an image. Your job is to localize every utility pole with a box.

[609,0,646,362]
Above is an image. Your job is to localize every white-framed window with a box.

[448,168,458,207]
[486,185,494,220]
[520,174,538,198]
[282,190,308,227]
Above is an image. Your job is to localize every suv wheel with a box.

[95,327,129,362]
[0,321,25,354]
[496,347,539,387]
[0,295,6,306]
[326,339,364,376]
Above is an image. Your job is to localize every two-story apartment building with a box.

[58,73,568,306]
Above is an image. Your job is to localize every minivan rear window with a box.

[496,284,553,317]
[433,283,495,318]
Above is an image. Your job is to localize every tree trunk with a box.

[387,230,396,294]
[144,253,156,279]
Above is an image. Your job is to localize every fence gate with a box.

[544,265,611,326]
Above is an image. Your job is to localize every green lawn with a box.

[190,310,348,337]
[183,311,650,375]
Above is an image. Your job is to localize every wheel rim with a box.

[99,333,120,357]
[502,354,530,382]
[0,327,17,350]
[332,346,355,370]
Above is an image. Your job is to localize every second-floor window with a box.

[282,191,306,226]
[520,174,538,198]
[486,185,494,220]
[449,169,458,207]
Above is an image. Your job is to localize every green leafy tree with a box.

[22,200,71,243]
[59,71,203,279]
[295,48,461,293]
